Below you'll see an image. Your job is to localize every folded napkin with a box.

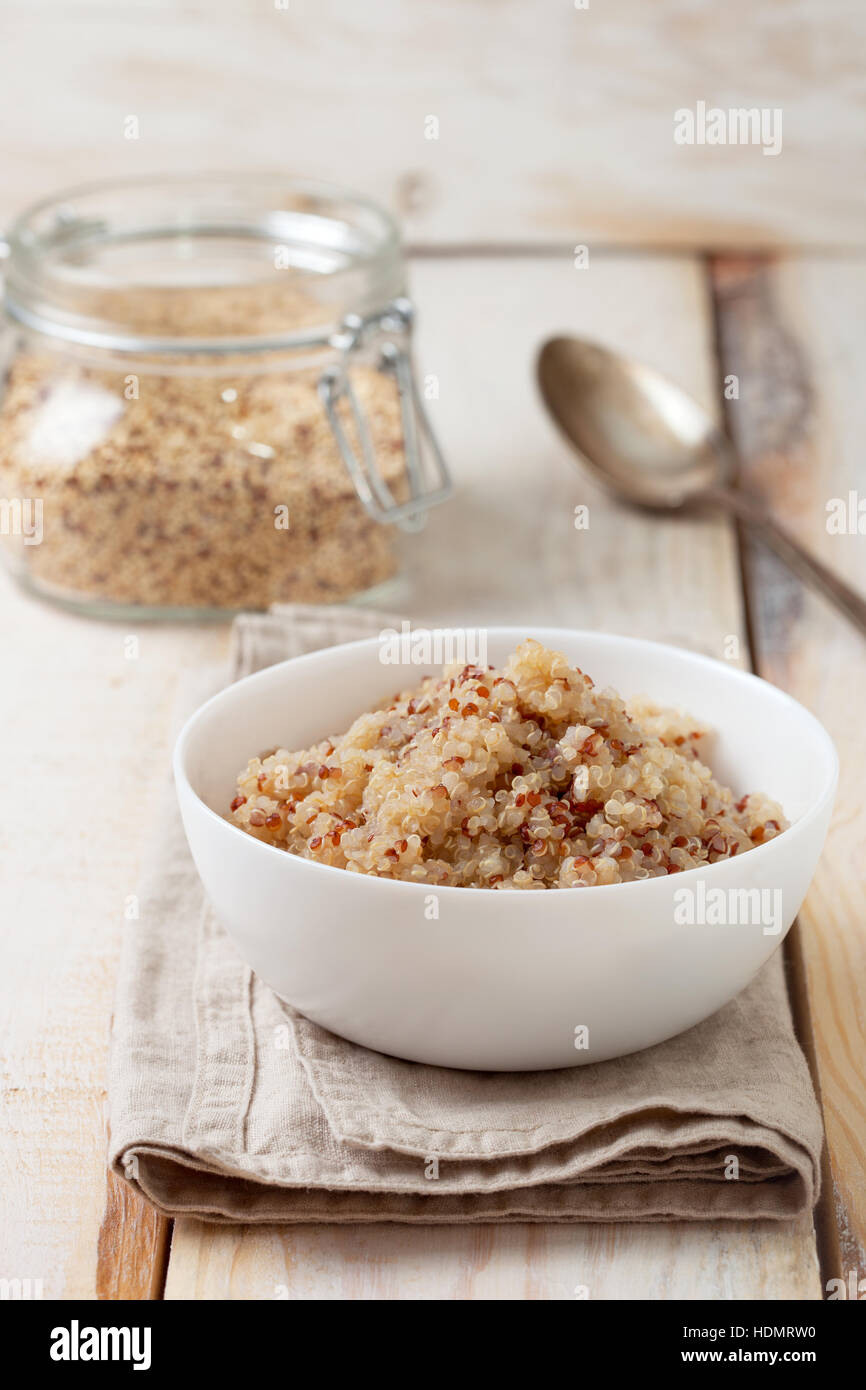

[108,604,823,1223]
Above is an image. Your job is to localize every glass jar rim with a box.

[3,171,404,355]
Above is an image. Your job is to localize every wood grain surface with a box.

[96,1170,170,1301]
[164,1217,821,1302]
[713,253,866,1291]
[0,1,864,249]
[0,603,227,1297]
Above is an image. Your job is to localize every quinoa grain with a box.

[230,639,788,888]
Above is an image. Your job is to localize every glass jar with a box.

[0,174,451,617]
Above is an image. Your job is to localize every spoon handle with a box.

[714,487,866,637]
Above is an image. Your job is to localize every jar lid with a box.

[3,173,405,354]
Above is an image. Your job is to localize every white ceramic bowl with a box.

[174,628,837,1070]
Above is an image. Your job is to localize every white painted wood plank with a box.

[0,2,863,248]
[165,1217,821,1301]
[0,603,228,1296]
[399,253,745,650]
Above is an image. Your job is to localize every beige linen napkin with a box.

[108,604,823,1223]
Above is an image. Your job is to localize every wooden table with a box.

[2,249,863,1299]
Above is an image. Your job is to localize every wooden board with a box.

[164,1217,820,1302]
[0,601,227,1298]
[713,253,866,1291]
[0,1,865,249]
[96,1170,170,1301]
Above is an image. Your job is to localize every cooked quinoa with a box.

[230,640,788,889]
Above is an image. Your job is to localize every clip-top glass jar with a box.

[0,174,452,617]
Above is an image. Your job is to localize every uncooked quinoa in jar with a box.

[230,639,788,889]
[0,176,451,616]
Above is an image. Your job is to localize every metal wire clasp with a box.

[318,297,453,532]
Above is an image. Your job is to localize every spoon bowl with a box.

[537,336,733,509]
[537,333,866,637]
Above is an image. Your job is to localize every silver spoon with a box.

[537,335,866,637]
